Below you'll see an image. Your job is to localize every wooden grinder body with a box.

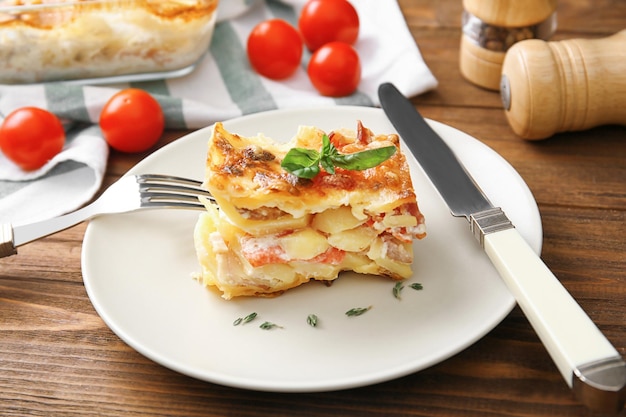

[501,30,626,140]
[460,0,557,90]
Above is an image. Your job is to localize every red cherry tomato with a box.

[307,42,361,97]
[99,88,165,153]
[247,19,303,80]
[298,0,359,51]
[0,107,65,171]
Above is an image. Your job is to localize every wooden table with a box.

[1,1,624,415]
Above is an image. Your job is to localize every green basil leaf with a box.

[331,146,396,171]
[282,147,320,167]
[281,148,321,179]
[320,134,337,174]
[320,154,335,174]
[321,134,333,155]
[289,165,321,179]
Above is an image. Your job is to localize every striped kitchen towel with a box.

[0,0,437,226]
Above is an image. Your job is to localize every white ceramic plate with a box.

[82,106,542,393]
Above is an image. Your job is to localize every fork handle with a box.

[0,224,17,258]
[2,205,94,256]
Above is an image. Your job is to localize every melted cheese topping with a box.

[194,122,427,300]
[206,122,420,219]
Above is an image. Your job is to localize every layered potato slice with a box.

[193,121,426,299]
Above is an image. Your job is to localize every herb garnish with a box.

[345,306,372,317]
[233,312,257,326]
[281,134,396,179]
[260,321,283,330]
[393,281,405,300]
[233,284,423,329]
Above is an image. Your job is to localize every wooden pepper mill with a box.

[460,0,557,90]
[501,30,626,140]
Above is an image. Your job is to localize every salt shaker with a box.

[501,30,626,140]
[459,0,557,90]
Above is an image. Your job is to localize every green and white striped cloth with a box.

[0,0,437,226]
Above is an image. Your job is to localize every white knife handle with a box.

[483,226,626,413]
[0,224,17,258]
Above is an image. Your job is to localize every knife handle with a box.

[484,227,626,414]
[0,224,17,258]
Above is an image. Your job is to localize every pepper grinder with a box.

[501,30,626,140]
[459,0,557,90]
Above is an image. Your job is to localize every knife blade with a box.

[378,82,625,414]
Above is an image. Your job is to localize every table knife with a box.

[378,82,625,414]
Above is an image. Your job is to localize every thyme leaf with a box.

[307,314,319,327]
[393,281,405,300]
[243,312,258,323]
[345,306,372,317]
[233,312,257,326]
[260,321,283,330]
[409,283,424,291]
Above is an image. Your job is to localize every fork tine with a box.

[137,173,204,188]
[137,174,213,198]
[137,174,210,195]
[135,174,213,210]
[140,192,207,208]
[141,199,207,210]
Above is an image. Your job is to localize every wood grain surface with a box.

[1,1,624,416]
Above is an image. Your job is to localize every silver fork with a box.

[0,174,213,258]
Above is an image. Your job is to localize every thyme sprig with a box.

[232,283,424,329]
